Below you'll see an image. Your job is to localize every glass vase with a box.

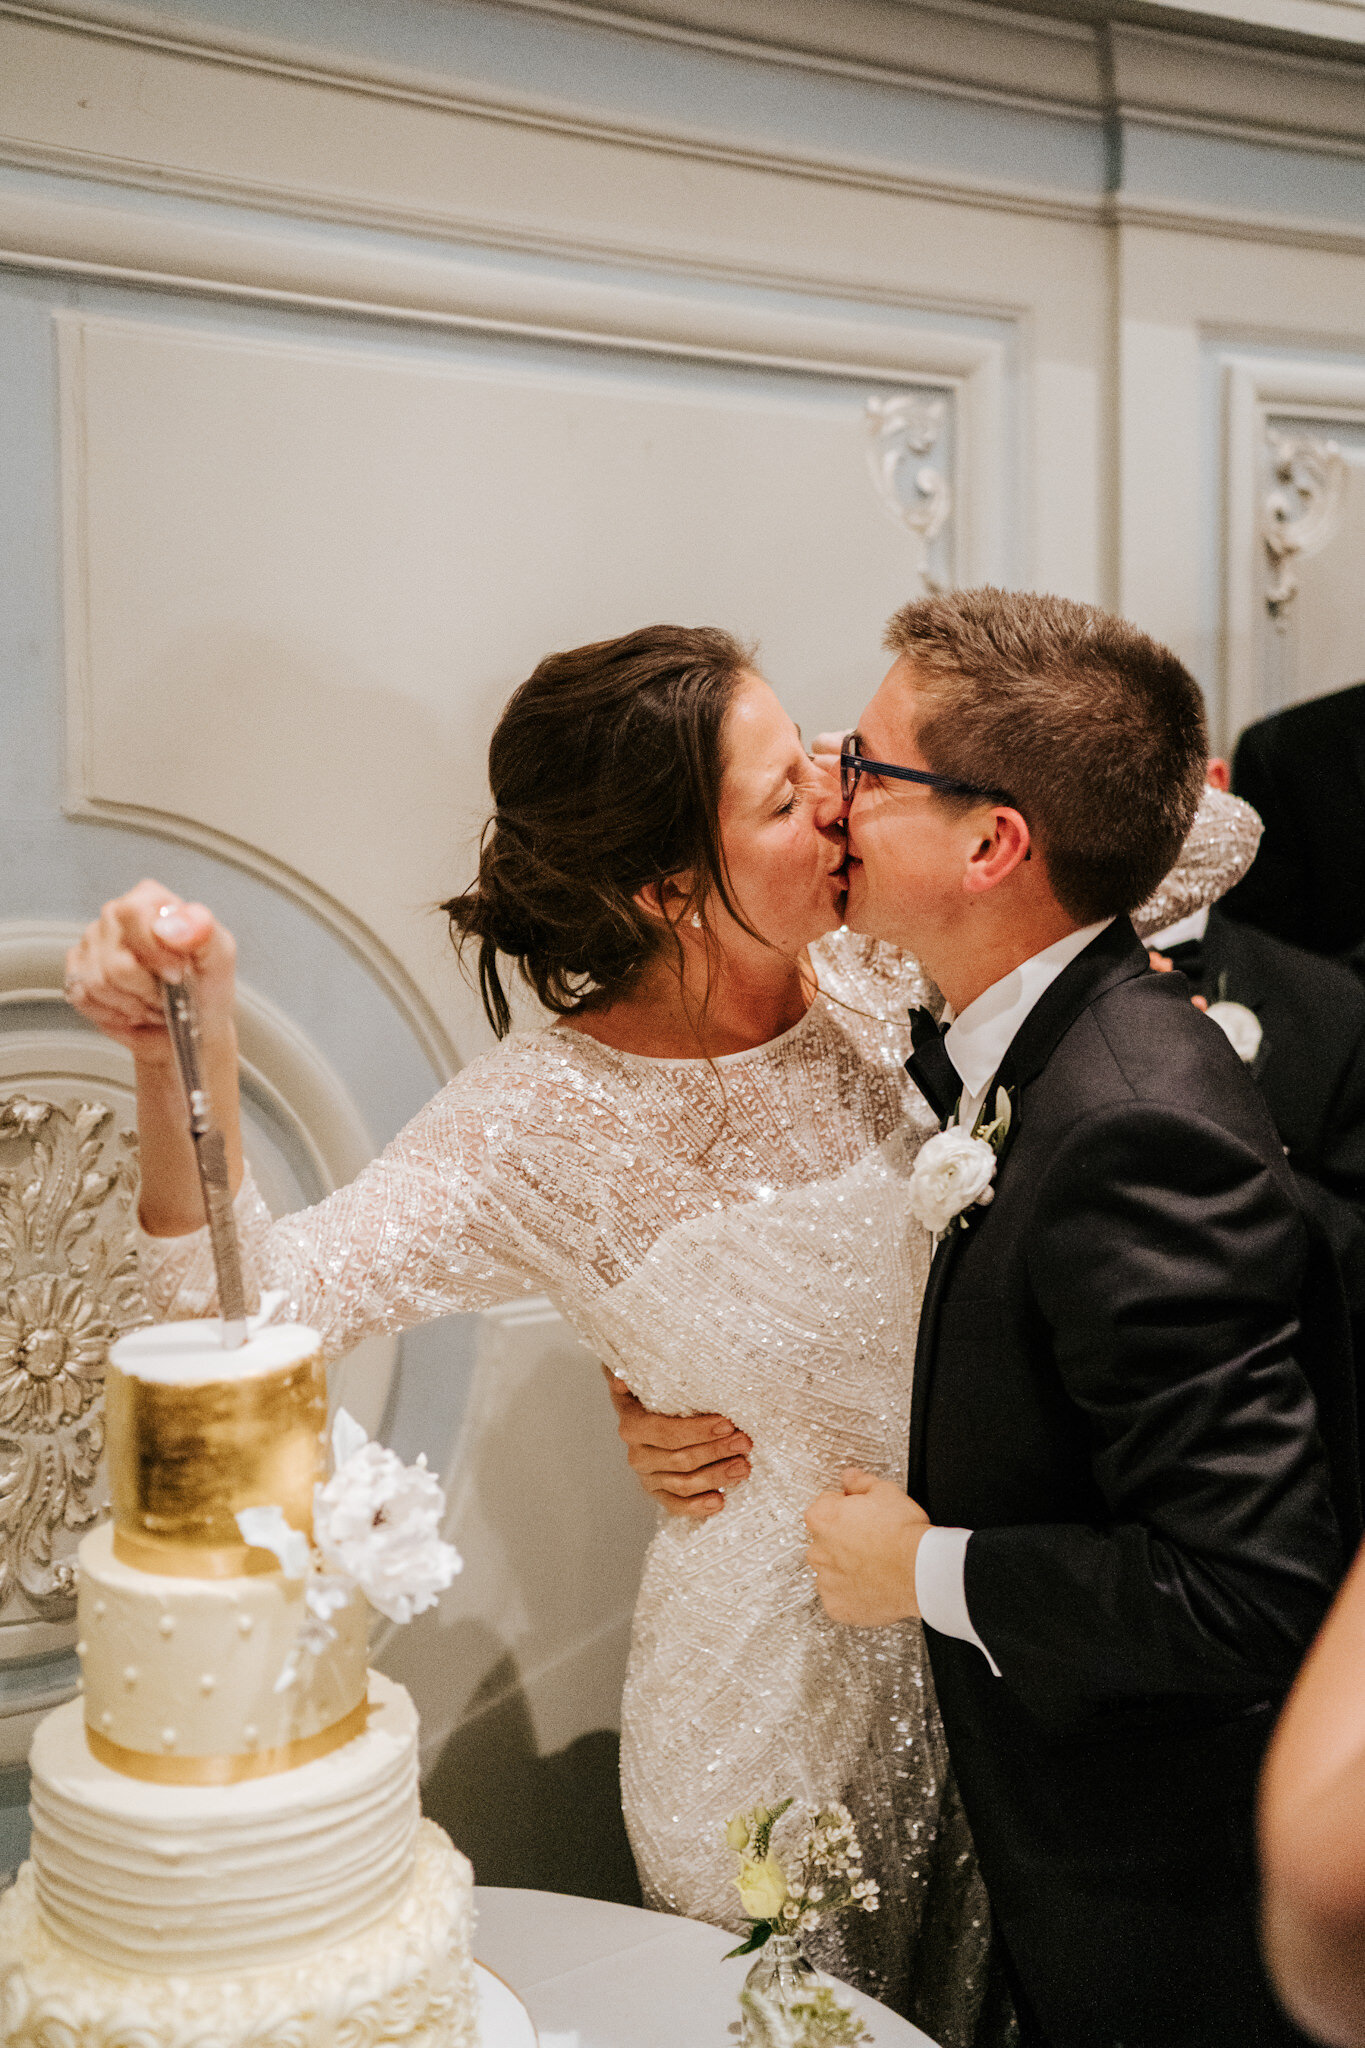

[740,1933,821,2044]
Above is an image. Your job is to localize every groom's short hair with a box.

[883,587,1208,922]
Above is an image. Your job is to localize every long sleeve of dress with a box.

[1131,785,1261,941]
[136,1068,555,1361]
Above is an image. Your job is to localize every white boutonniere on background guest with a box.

[1205,999,1263,1065]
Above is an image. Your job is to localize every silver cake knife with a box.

[162,975,248,1348]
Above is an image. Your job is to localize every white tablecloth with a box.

[473,1887,940,2047]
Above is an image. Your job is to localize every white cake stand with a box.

[476,1960,538,2045]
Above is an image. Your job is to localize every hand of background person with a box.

[601,1367,752,1519]
[64,879,237,1066]
[805,1469,930,1625]
[1148,948,1209,1011]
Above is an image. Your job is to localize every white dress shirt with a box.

[1145,904,1208,956]
[914,919,1113,1672]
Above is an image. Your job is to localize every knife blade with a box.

[162,976,248,1348]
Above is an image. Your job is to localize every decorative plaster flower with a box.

[0,1273,111,1431]
[907,1128,998,1235]
[1207,1000,1263,1064]
[312,1409,462,1626]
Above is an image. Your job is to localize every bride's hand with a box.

[64,880,237,1067]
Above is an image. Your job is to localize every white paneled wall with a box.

[57,305,998,1065]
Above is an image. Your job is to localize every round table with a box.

[473,1886,941,2047]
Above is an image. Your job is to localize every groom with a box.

[802,588,1343,2046]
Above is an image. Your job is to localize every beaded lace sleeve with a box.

[1130,785,1260,939]
[135,1052,574,1360]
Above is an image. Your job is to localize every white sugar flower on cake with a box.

[314,1410,462,1625]
[236,1410,462,1690]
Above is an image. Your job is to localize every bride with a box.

[67,622,1254,2044]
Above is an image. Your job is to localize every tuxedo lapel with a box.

[1345,702,1365,823]
[908,918,1150,1503]
[992,917,1149,1100]
[908,1223,964,1498]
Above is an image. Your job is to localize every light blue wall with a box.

[0,258,485,1866]
[0,255,490,1445]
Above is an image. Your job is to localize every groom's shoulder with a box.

[1037,965,1273,1143]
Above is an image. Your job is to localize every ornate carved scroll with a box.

[0,1098,145,1621]
[1262,428,1348,619]
[865,392,952,592]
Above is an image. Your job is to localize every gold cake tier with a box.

[106,1321,326,1577]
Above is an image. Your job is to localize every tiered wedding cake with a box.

[0,1318,476,2048]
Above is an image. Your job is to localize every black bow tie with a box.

[1161,937,1205,984]
[906,1006,962,1127]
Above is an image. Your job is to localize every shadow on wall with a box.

[422,1652,642,1906]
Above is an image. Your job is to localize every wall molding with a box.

[0,920,378,1197]
[0,922,400,1432]
[1223,354,1365,737]
[0,0,1111,132]
[4,0,1365,267]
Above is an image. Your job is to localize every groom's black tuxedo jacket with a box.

[909,917,1345,2048]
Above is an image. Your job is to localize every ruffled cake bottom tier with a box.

[0,1818,477,2048]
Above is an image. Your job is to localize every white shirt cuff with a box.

[915,1526,1001,1676]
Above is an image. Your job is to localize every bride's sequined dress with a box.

[137,793,1259,2046]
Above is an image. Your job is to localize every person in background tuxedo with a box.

[1220,679,1365,973]
[1153,758,1365,1557]
[803,588,1343,2048]
[1150,758,1365,1233]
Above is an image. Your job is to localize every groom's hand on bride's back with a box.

[601,1368,752,1519]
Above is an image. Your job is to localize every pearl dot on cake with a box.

[243,1723,258,1747]
[122,1665,138,1687]
[158,1615,176,1638]
[199,1673,215,1695]
[161,1729,177,1750]
[99,1710,112,1729]
[237,1614,254,1637]
[75,1640,87,1658]
[92,1599,106,1619]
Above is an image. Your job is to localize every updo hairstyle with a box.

[444,624,756,1037]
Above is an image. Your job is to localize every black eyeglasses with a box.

[840,731,1009,808]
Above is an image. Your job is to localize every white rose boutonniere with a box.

[908,1087,1013,1236]
[1206,999,1263,1065]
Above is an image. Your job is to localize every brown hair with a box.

[443,625,755,1036]
[883,587,1208,921]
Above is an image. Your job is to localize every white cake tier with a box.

[0,1818,476,2048]
[77,1522,368,1771]
[28,1672,419,1974]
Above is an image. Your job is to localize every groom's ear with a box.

[962,808,1032,896]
